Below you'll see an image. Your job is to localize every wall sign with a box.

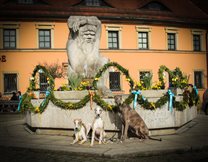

[0,55,6,62]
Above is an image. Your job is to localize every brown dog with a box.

[114,95,161,141]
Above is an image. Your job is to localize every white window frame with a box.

[0,23,20,49]
[105,25,122,49]
[136,26,151,49]
[35,23,55,49]
[165,27,178,50]
[191,29,204,51]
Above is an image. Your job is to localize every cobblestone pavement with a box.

[0,113,208,162]
[0,146,208,162]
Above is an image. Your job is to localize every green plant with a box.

[77,81,91,91]
[58,84,71,91]
[158,65,189,89]
[141,72,152,89]
[28,77,36,91]
[171,74,189,89]
[68,73,83,90]
[151,81,163,90]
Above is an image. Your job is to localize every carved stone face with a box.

[83,30,96,43]
[79,25,96,44]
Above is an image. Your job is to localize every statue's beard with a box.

[77,37,94,55]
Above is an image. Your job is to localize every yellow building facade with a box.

[0,0,207,99]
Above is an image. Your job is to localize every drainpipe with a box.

[206,30,208,88]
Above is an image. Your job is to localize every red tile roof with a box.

[0,0,207,28]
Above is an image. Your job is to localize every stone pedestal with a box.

[26,90,197,135]
[53,90,89,100]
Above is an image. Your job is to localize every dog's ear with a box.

[94,107,98,112]
[73,119,77,124]
[99,108,102,114]
[78,119,82,124]
[114,95,122,100]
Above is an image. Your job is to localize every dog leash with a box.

[106,111,120,143]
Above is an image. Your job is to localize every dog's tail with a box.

[148,136,162,141]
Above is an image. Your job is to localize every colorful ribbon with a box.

[41,90,50,107]
[17,95,22,111]
[131,90,141,109]
[88,90,95,110]
[193,85,198,95]
[168,89,174,112]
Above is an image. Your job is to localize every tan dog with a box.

[114,95,161,141]
[71,119,88,145]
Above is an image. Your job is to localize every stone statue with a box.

[67,16,109,78]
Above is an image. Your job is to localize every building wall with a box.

[0,21,207,98]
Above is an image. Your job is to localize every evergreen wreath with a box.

[19,63,199,113]
[92,62,134,90]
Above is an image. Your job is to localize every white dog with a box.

[71,119,88,145]
[91,107,106,146]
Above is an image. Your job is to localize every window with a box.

[39,73,48,92]
[165,27,178,51]
[108,31,119,49]
[35,23,54,48]
[85,0,100,6]
[106,25,122,49]
[136,26,151,49]
[194,71,203,89]
[4,73,17,94]
[18,0,33,4]
[39,29,51,49]
[167,33,176,50]
[193,34,201,51]
[109,72,121,91]
[3,29,16,49]
[138,32,149,49]
[141,1,170,11]
[0,23,20,49]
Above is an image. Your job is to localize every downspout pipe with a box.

[206,30,208,88]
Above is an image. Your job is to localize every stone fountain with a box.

[25,16,197,136]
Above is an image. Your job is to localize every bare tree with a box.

[42,61,65,79]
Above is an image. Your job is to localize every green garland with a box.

[158,65,189,89]
[29,65,54,91]
[19,62,199,113]
[23,65,54,113]
[92,62,134,91]
[50,92,90,110]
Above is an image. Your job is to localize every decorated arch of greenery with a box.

[19,62,199,113]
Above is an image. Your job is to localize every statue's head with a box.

[79,25,97,44]
[67,16,108,79]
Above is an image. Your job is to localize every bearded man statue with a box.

[67,16,109,79]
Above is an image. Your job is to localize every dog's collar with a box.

[116,103,122,106]
[95,115,101,119]
[74,128,81,132]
